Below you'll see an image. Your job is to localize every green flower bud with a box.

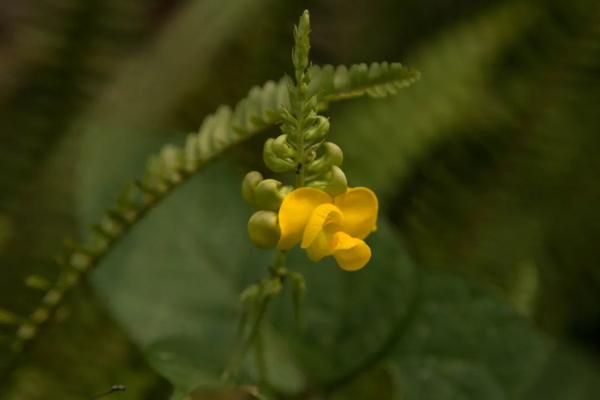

[263,138,295,172]
[307,142,343,174]
[304,116,330,142]
[272,134,295,158]
[248,211,280,249]
[292,10,310,73]
[241,171,263,206]
[254,179,292,211]
[299,82,310,94]
[302,95,318,113]
[280,107,296,126]
[308,166,348,196]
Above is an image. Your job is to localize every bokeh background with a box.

[1,0,599,398]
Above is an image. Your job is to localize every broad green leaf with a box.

[88,160,304,396]
[273,226,548,399]
[522,344,600,400]
[270,221,417,385]
[388,270,547,400]
[82,153,548,398]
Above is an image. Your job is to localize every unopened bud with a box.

[272,134,295,158]
[264,138,296,172]
[307,142,343,174]
[248,211,281,249]
[304,116,330,142]
[308,166,348,196]
[241,171,263,206]
[254,179,291,211]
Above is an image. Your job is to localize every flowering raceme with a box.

[277,187,378,271]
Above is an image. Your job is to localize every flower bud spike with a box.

[236,10,387,385]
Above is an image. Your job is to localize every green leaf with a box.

[521,344,600,400]
[387,270,547,400]
[80,153,547,398]
[272,225,548,399]
[88,160,304,396]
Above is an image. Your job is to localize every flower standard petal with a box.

[277,187,331,250]
[334,187,378,239]
[330,231,371,271]
[301,203,343,249]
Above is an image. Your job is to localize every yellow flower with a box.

[277,187,378,271]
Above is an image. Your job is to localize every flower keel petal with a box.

[301,203,343,248]
[331,232,371,271]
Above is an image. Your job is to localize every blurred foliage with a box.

[0,0,599,399]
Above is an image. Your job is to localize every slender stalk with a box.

[293,71,307,188]
[222,251,286,382]
[253,311,268,385]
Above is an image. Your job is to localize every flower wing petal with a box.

[331,231,371,271]
[301,203,343,249]
[334,187,378,239]
[277,188,331,250]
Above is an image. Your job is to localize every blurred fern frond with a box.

[0,0,153,311]
[0,0,152,340]
[388,0,600,345]
[330,1,537,200]
[0,0,149,207]
[0,0,166,397]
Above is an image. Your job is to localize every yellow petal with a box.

[301,203,343,249]
[305,231,333,262]
[277,188,331,250]
[334,187,378,239]
[331,231,371,271]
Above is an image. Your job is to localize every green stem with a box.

[274,250,287,271]
[223,251,286,383]
[222,292,272,383]
[254,315,268,384]
[295,75,306,188]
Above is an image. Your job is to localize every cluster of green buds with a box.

[242,10,348,250]
[242,171,291,248]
